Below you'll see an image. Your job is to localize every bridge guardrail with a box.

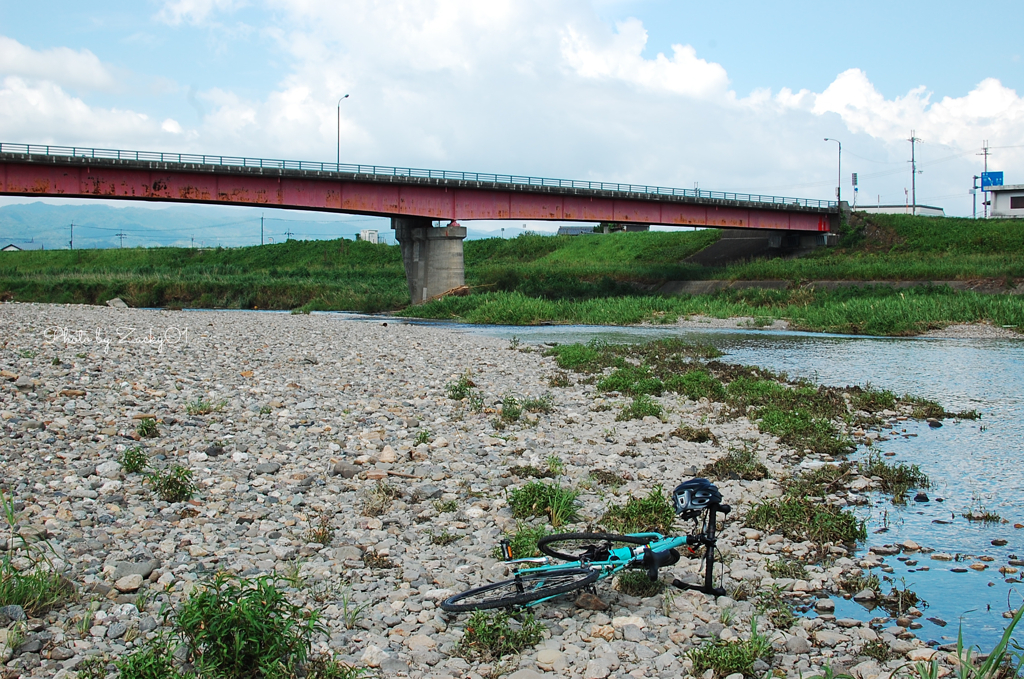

[0,142,837,209]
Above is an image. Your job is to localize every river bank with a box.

[0,302,1018,679]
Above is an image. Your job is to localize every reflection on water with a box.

[332,315,1024,649]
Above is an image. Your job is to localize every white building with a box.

[987,184,1024,218]
[1,244,22,252]
[358,229,378,244]
[855,205,945,217]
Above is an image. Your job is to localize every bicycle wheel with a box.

[537,533,655,562]
[441,568,599,612]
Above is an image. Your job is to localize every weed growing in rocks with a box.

[185,398,225,415]
[840,571,882,597]
[590,469,625,488]
[615,571,665,597]
[859,452,929,504]
[861,639,893,662]
[508,464,554,479]
[445,373,476,400]
[784,463,855,498]
[500,394,523,423]
[522,393,554,414]
[428,529,459,546]
[765,557,808,580]
[755,585,799,629]
[616,394,663,421]
[136,417,159,438]
[76,655,110,679]
[598,364,664,396]
[493,522,551,559]
[414,429,431,446]
[672,425,716,443]
[304,511,335,546]
[601,486,675,534]
[361,550,395,569]
[745,496,866,545]
[433,499,458,513]
[879,577,925,617]
[456,609,545,662]
[507,482,579,527]
[665,369,726,402]
[962,507,1006,523]
[700,445,769,481]
[362,480,399,517]
[547,371,571,387]
[146,465,197,503]
[687,620,772,678]
[119,445,149,473]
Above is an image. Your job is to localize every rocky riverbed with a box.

[0,303,988,679]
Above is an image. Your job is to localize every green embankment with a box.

[1,213,1022,335]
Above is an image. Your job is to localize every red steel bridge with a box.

[0,142,838,302]
[0,142,836,231]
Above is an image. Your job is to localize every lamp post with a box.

[824,138,841,204]
[337,94,350,166]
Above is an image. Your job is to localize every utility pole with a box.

[191,235,195,249]
[908,131,921,216]
[261,214,265,246]
[115,230,126,248]
[979,141,991,218]
[69,222,74,250]
[972,175,980,219]
[285,228,294,242]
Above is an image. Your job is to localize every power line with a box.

[115,230,127,248]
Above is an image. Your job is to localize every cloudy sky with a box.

[2,0,1023,235]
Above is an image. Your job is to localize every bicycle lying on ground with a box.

[441,478,731,612]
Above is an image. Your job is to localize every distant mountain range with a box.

[0,202,538,250]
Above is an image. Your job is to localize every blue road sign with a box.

[981,171,1004,188]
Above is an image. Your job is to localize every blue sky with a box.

[2,0,1022,245]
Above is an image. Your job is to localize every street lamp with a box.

[824,138,842,204]
[337,94,350,166]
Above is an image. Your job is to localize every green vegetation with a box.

[600,486,676,534]
[755,585,799,629]
[701,446,769,481]
[672,425,716,443]
[859,452,930,504]
[745,495,866,544]
[493,522,552,560]
[617,394,664,421]
[146,465,197,503]
[616,571,665,597]
[507,482,579,527]
[456,609,545,661]
[433,499,459,513]
[118,445,149,474]
[687,620,773,679]
[445,373,476,401]
[428,529,460,546]
[764,557,808,580]
[185,397,225,416]
[303,511,335,546]
[136,417,159,438]
[116,573,365,679]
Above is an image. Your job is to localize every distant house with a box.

[358,229,379,244]
[987,184,1024,218]
[1,244,22,252]
[855,205,945,217]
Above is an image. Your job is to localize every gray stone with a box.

[106,297,129,308]
[815,598,836,612]
[380,657,410,674]
[111,560,161,580]
[114,574,144,592]
[14,639,42,656]
[622,624,645,641]
[331,462,359,478]
[106,622,127,640]
[411,484,442,501]
[785,636,812,654]
[255,462,282,475]
[695,622,725,638]
[853,588,877,601]
[139,616,158,633]
[0,605,26,623]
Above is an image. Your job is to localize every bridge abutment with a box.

[393,217,467,304]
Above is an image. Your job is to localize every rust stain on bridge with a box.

[0,153,835,232]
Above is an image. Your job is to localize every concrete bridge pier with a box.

[392,217,468,304]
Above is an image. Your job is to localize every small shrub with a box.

[672,425,715,443]
[185,398,225,416]
[507,482,579,527]
[414,429,431,446]
[146,466,196,503]
[114,636,179,679]
[433,499,458,513]
[75,656,111,679]
[601,486,675,534]
[136,417,159,438]
[362,480,399,517]
[616,394,663,421]
[500,394,523,423]
[428,529,459,546]
[492,522,552,560]
[665,370,726,401]
[590,469,625,488]
[548,371,571,388]
[456,609,544,661]
[688,620,772,678]
[598,364,664,396]
[700,446,769,481]
[861,639,893,662]
[745,496,866,544]
[765,557,808,580]
[522,393,554,414]
[119,445,149,474]
[755,585,798,629]
[445,373,476,400]
[304,511,335,546]
[859,452,929,504]
[616,571,664,597]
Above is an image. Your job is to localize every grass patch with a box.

[687,620,772,679]
[859,452,929,504]
[700,446,769,481]
[672,425,716,443]
[118,445,148,474]
[146,465,197,503]
[755,585,799,629]
[616,571,665,597]
[522,394,555,414]
[507,482,579,527]
[744,496,866,544]
[508,465,555,479]
[136,417,159,438]
[590,470,625,488]
[185,397,225,416]
[616,394,664,421]
[500,394,523,423]
[600,486,676,534]
[428,529,460,546]
[362,480,399,517]
[456,609,545,662]
[303,511,335,546]
[665,369,726,401]
[445,373,477,400]
[433,499,458,514]
[765,557,808,580]
[493,522,552,560]
[598,364,664,396]
[783,463,855,498]
[414,429,431,446]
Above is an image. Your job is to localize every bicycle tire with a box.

[537,532,655,562]
[440,568,599,612]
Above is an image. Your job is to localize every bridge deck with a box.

[0,143,837,231]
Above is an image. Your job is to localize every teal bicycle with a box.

[441,479,731,612]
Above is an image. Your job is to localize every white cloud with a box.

[156,0,247,25]
[0,36,117,92]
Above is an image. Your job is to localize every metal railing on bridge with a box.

[0,142,837,210]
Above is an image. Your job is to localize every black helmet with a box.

[672,478,722,519]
